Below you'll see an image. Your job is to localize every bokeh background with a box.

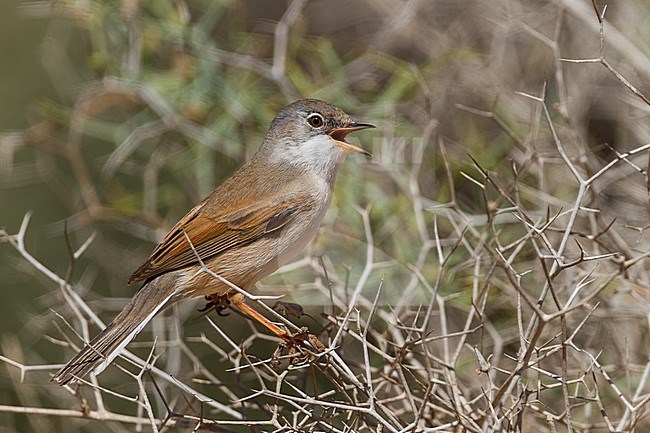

[1,0,649,432]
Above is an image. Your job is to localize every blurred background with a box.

[1,0,649,432]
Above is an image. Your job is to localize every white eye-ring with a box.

[306,113,325,128]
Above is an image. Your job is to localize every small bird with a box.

[52,99,374,385]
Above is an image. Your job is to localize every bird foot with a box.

[198,294,230,316]
[273,327,325,366]
[286,327,325,351]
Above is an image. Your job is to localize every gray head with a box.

[259,99,373,168]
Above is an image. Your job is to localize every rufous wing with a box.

[128,196,305,285]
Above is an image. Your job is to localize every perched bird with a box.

[53,99,373,385]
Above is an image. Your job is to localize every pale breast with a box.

[176,176,332,297]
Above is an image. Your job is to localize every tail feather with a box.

[52,274,178,385]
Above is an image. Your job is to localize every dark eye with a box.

[307,113,324,128]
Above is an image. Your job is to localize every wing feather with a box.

[128,197,305,284]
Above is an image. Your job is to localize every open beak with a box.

[328,122,375,156]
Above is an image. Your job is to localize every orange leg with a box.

[228,293,292,343]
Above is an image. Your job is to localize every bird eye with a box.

[307,113,324,128]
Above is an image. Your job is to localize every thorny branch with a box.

[2,1,650,432]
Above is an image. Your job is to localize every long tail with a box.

[52,273,178,385]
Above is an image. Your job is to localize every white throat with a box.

[269,135,346,186]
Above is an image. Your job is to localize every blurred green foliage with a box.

[2,0,649,431]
